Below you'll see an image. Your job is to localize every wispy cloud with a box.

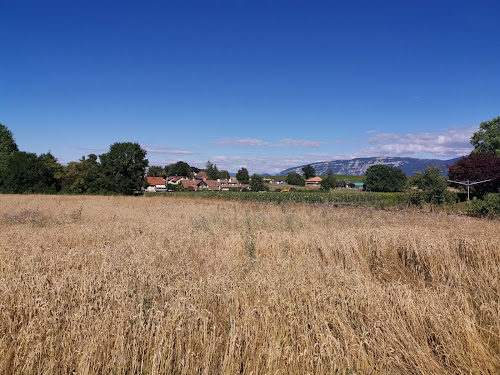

[142,145,196,156]
[211,138,326,148]
[207,152,354,174]
[362,126,476,158]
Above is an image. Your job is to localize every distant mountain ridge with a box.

[278,156,462,176]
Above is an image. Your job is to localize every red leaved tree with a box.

[447,152,500,197]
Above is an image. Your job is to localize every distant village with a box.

[146,171,250,192]
[146,172,365,192]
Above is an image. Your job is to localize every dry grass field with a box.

[0,194,499,374]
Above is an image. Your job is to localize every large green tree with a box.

[167,161,191,177]
[63,154,111,194]
[302,165,316,179]
[407,166,455,204]
[205,161,219,180]
[286,172,305,186]
[0,152,61,194]
[0,123,18,156]
[320,169,336,191]
[250,174,266,192]
[236,167,250,184]
[100,142,148,195]
[0,123,19,182]
[218,170,230,180]
[471,116,500,155]
[147,165,165,177]
[365,164,407,192]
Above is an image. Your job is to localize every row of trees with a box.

[0,124,150,195]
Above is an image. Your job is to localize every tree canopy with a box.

[302,165,316,179]
[320,169,336,190]
[471,116,500,155]
[147,166,165,177]
[205,161,219,180]
[448,152,500,196]
[407,166,454,204]
[250,174,266,191]
[0,123,18,156]
[0,123,19,178]
[0,151,61,194]
[236,167,250,184]
[167,161,191,177]
[100,142,148,195]
[286,172,305,186]
[365,165,407,192]
[63,154,111,194]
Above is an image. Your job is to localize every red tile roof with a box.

[306,177,323,182]
[147,177,166,186]
[196,171,208,180]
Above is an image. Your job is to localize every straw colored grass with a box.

[0,194,499,374]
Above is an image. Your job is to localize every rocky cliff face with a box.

[278,157,461,176]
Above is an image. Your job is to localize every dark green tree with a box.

[0,123,19,181]
[320,169,336,190]
[0,152,60,194]
[250,174,266,191]
[236,167,250,184]
[365,165,407,192]
[147,165,165,177]
[286,172,305,186]
[100,142,148,195]
[167,161,191,177]
[218,170,230,180]
[407,166,455,204]
[39,152,64,192]
[471,116,500,155]
[302,165,316,179]
[205,161,219,180]
[62,154,111,194]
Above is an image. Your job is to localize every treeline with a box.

[0,124,148,195]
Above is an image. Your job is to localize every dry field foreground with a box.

[0,195,499,375]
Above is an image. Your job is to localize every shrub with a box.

[467,193,500,215]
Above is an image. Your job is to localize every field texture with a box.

[0,195,499,374]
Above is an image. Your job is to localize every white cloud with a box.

[208,152,352,174]
[362,126,477,158]
[211,137,325,148]
[142,145,196,156]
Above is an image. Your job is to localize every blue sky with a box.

[1,0,499,173]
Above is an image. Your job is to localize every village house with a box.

[218,178,249,191]
[167,176,187,185]
[199,180,221,191]
[181,179,201,191]
[305,176,323,188]
[270,178,286,185]
[146,177,167,192]
[195,171,208,180]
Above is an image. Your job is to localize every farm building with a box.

[270,178,286,184]
[347,182,364,190]
[305,176,323,187]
